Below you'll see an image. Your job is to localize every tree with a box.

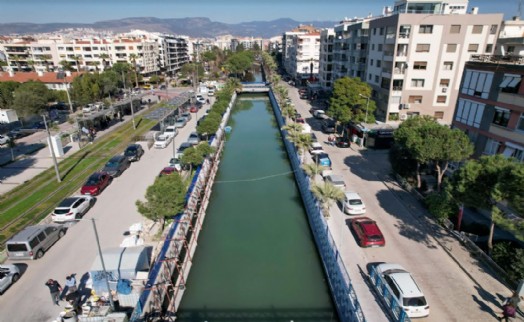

[74,55,83,72]
[136,173,187,230]
[12,81,50,117]
[26,59,36,72]
[129,53,140,88]
[287,132,312,163]
[394,116,473,191]
[328,77,376,135]
[225,51,253,78]
[180,143,215,173]
[59,60,74,72]
[99,53,110,70]
[452,155,524,254]
[311,182,345,217]
[0,81,20,109]
[302,163,327,179]
[281,104,295,122]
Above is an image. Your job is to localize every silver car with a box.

[0,265,20,294]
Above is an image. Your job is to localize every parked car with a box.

[154,134,173,149]
[351,217,385,248]
[321,119,336,133]
[324,174,346,189]
[176,142,193,158]
[0,264,20,294]
[189,106,199,113]
[309,142,325,156]
[312,153,332,168]
[82,104,97,113]
[168,157,183,172]
[102,155,130,177]
[341,192,366,215]
[196,95,206,104]
[313,110,326,119]
[187,132,201,145]
[310,133,318,143]
[81,172,112,195]
[0,135,10,146]
[124,144,144,162]
[163,126,178,139]
[207,89,215,96]
[6,224,67,260]
[174,118,187,128]
[181,112,192,121]
[373,263,429,318]
[51,195,95,222]
[335,137,351,148]
[159,167,177,177]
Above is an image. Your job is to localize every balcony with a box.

[385,33,396,44]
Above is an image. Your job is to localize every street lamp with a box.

[358,93,370,124]
[122,71,136,130]
[42,114,61,183]
[90,218,116,311]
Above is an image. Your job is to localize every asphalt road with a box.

[0,99,205,322]
[288,83,510,322]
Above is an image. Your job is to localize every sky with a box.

[0,0,519,24]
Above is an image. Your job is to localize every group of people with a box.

[45,274,79,311]
[498,291,522,321]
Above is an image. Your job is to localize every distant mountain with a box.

[0,17,337,38]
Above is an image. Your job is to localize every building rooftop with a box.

[0,71,82,84]
[470,54,524,65]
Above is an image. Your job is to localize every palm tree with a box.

[99,53,110,71]
[281,103,295,122]
[129,53,139,88]
[286,131,312,163]
[311,182,345,218]
[10,55,21,71]
[26,59,36,72]
[59,60,74,72]
[282,123,304,135]
[74,55,83,72]
[302,163,327,179]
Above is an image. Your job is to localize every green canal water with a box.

[176,94,337,321]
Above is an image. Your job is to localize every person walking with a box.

[45,279,62,306]
[498,302,516,321]
[65,274,77,294]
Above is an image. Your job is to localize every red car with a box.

[189,106,198,113]
[81,172,112,196]
[351,217,385,247]
[158,167,177,177]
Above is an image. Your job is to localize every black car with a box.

[335,137,351,148]
[124,144,144,162]
[321,120,336,134]
[102,155,130,177]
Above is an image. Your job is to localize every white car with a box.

[154,134,173,149]
[207,89,215,96]
[163,126,178,139]
[82,104,97,113]
[174,118,187,128]
[324,174,346,189]
[51,195,95,222]
[0,135,10,146]
[0,265,20,294]
[196,95,206,104]
[309,142,325,156]
[341,191,366,215]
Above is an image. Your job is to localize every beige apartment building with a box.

[318,0,503,124]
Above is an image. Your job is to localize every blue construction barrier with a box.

[268,89,365,322]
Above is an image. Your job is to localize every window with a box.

[377,60,381,67]
[450,25,461,33]
[462,70,493,98]
[370,59,374,66]
[437,96,447,103]
[373,28,377,35]
[490,24,498,34]
[455,99,485,128]
[440,79,450,87]
[413,61,427,70]
[411,79,425,87]
[484,138,501,155]
[468,44,479,52]
[416,44,430,52]
[434,111,444,119]
[368,73,372,80]
[443,62,454,70]
[380,27,384,35]
[486,44,493,53]
[472,25,483,34]
[493,107,510,127]
[378,44,383,52]
[419,25,433,34]
[507,46,516,54]
[409,95,423,103]
[372,44,375,50]
[447,44,457,53]
[517,114,524,132]
[375,75,380,82]
[499,74,522,93]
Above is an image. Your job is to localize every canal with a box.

[175,94,337,321]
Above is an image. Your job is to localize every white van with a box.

[375,263,429,318]
[207,88,215,96]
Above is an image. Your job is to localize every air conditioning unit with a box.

[442,87,448,93]
[400,114,408,121]
[405,103,410,109]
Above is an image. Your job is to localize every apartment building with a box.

[452,57,524,162]
[282,25,320,84]
[0,31,189,77]
[319,28,335,89]
[497,16,524,56]
[231,37,264,51]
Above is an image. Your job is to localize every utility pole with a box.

[42,114,61,183]
[91,218,115,311]
[122,71,136,130]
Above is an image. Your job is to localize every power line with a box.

[214,170,296,183]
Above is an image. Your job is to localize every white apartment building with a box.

[319,28,335,89]
[282,25,321,84]
[318,0,503,124]
[0,31,190,77]
[497,16,524,56]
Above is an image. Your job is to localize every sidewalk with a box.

[0,94,161,196]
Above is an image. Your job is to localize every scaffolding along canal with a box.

[175,94,338,321]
